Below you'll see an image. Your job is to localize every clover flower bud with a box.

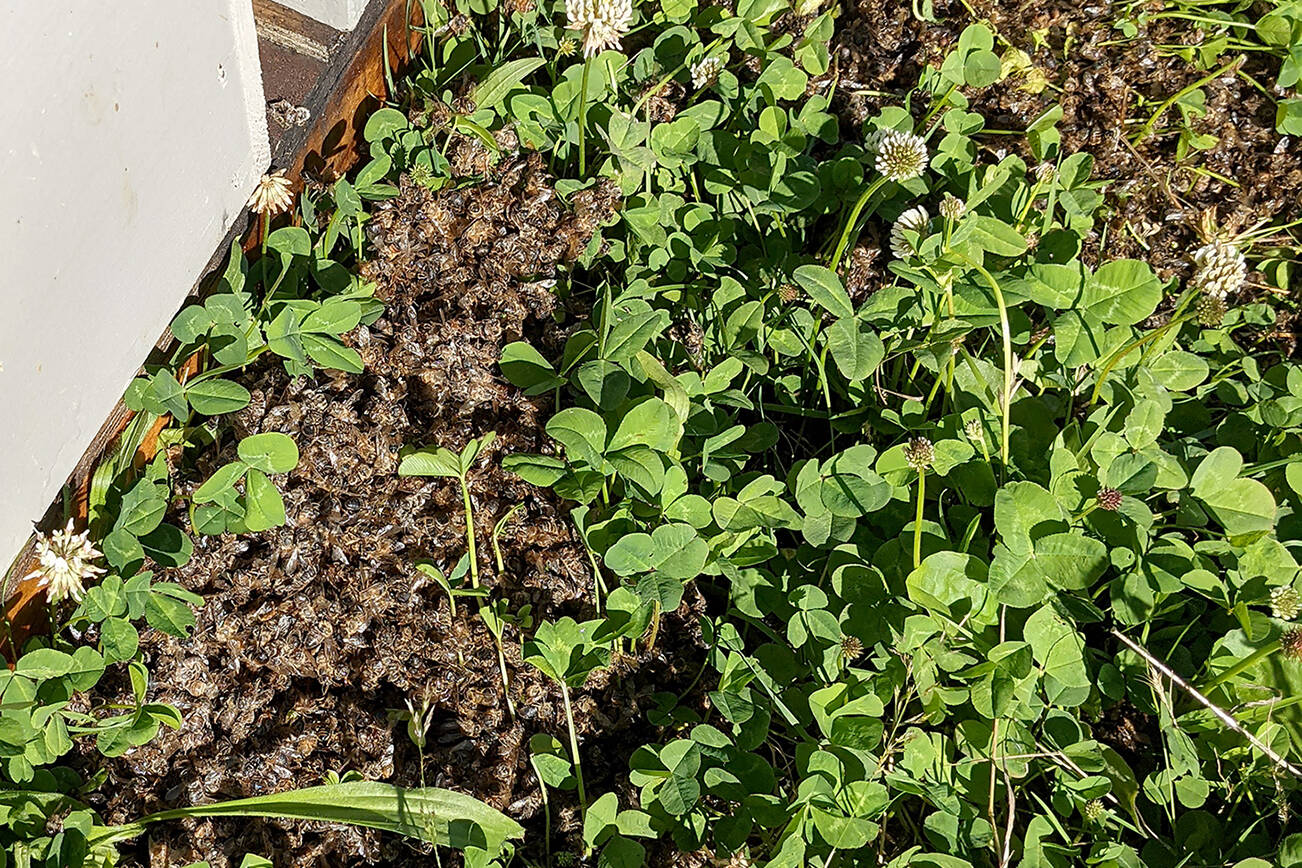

[904,437,934,471]
[1035,162,1057,184]
[1190,241,1246,299]
[778,284,801,304]
[1083,799,1106,823]
[875,130,929,182]
[1196,292,1228,327]
[890,205,930,260]
[963,419,984,443]
[1097,487,1123,512]
[557,36,577,56]
[940,194,965,221]
[840,635,864,662]
[691,56,723,90]
[1271,586,1301,621]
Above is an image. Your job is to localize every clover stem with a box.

[1131,57,1240,146]
[490,506,522,720]
[957,255,1013,466]
[1089,311,1196,407]
[1200,640,1280,692]
[444,589,465,667]
[493,634,515,719]
[913,468,926,569]
[559,682,588,831]
[460,475,479,588]
[529,753,553,868]
[830,176,889,274]
[578,57,592,175]
[260,210,270,256]
[459,474,513,712]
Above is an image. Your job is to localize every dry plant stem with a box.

[1111,629,1302,779]
[646,600,662,652]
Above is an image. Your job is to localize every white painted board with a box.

[276,0,367,30]
[0,0,269,564]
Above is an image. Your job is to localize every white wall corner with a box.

[275,0,368,31]
[232,0,273,172]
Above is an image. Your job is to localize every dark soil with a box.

[78,2,1302,865]
[80,151,708,867]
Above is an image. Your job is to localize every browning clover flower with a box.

[1191,240,1246,299]
[1097,486,1123,512]
[566,0,634,57]
[904,437,934,471]
[939,193,966,221]
[24,519,106,604]
[247,170,295,217]
[691,56,723,90]
[1282,628,1302,661]
[1271,586,1301,621]
[875,130,928,182]
[890,205,930,260]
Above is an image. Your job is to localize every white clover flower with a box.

[247,170,295,217]
[24,520,106,605]
[566,0,634,57]
[1034,162,1057,184]
[875,130,928,182]
[939,193,965,221]
[890,205,930,260]
[691,56,723,90]
[1272,586,1301,621]
[1191,240,1246,299]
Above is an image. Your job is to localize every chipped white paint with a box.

[277,0,367,30]
[0,0,269,564]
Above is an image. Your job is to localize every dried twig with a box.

[1112,629,1302,779]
